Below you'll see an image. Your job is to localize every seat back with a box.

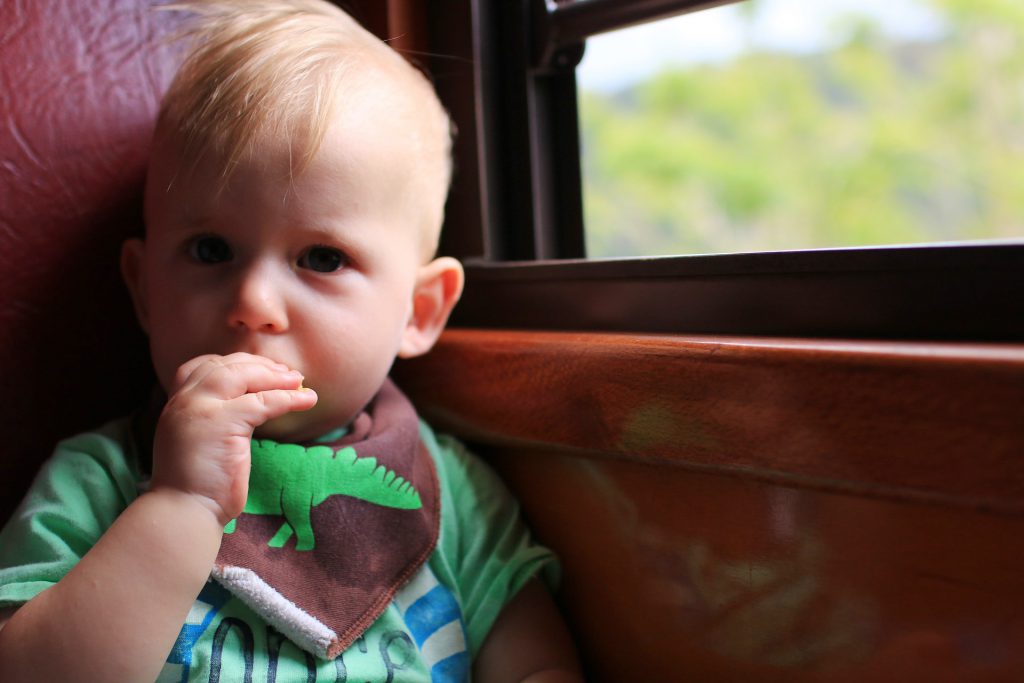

[0,1,184,523]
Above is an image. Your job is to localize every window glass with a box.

[577,0,1024,258]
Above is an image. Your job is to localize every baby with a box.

[0,1,579,681]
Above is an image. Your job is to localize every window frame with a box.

[424,0,1024,342]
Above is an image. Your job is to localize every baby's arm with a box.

[473,579,583,683]
[0,353,315,683]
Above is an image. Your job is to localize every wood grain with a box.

[395,329,1024,512]
[394,329,1024,680]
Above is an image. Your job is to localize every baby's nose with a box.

[228,266,288,332]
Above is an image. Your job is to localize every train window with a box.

[578,0,1024,258]
[425,0,1024,341]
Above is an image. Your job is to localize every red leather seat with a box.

[0,1,183,523]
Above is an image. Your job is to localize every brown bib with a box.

[211,379,440,659]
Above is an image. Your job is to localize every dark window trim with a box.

[536,0,731,67]
[470,0,587,260]
[425,1,1024,342]
[450,243,1024,341]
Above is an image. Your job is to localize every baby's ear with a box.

[120,238,150,334]
[398,256,465,359]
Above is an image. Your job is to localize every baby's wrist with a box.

[143,485,232,532]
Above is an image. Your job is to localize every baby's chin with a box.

[253,410,337,444]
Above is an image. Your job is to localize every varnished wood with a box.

[395,329,1024,512]
[493,447,1024,681]
[394,329,1024,680]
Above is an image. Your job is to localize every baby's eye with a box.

[298,245,346,273]
[188,235,233,264]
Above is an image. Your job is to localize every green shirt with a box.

[0,417,556,682]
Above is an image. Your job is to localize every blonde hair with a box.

[157,0,452,200]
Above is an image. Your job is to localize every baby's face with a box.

[131,90,438,440]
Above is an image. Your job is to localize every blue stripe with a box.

[165,581,231,673]
[404,585,462,647]
[431,651,470,683]
[167,624,208,664]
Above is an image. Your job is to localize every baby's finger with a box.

[173,353,294,393]
[172,354,225,391]
[192,362,304,399]
[226,387,318,426]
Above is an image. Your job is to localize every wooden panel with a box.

[393,329,1024,680]
[395,330,1024,512]
[495,448,1024,681]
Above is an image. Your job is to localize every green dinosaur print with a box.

[223,439,422,551]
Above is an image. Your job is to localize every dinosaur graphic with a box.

[223,439,422,551]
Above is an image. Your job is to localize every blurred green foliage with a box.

[579,0,1024,257]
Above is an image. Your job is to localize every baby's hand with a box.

[149,353,317,525]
